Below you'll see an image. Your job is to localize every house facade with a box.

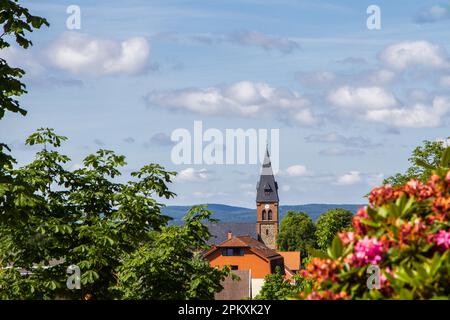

[204,148,301,299]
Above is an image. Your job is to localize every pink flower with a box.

[434,230,450,250]
[339,231,355,246]
[368,185,400,207]
[353,207,369,235]
[404,179,434,200]
[354,236,384,266]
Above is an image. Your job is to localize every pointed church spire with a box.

[256,145,279,202]
[262,145,271,167]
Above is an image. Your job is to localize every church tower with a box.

[256,148,279,250]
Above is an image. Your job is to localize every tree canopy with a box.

[255,266,300,300]
[0,2,230,300]
[315,208,353,251]
[0,129,229,299]
[383,139,450,187]
[277,211,316,253]
[0,0,49,120]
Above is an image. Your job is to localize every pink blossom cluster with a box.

[353,236,384,266]
[404,179,434,201]
[368,185,399,207]
[301,169,450,300]
[433,230,450,251]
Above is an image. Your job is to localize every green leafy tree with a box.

[0,1,49,235]
[0,129,228,299]
[0,2,228,301]
[115,206,229,299]
[0,0,48,120]
[277,211,316,253]
[315,208,353,251]
[256,266,299,300]
[384,139,449,187]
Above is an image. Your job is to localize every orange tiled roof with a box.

[277,251,301,271]
[204,235,282,261]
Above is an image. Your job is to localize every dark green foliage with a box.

[383,139,449,187]
[0,2,228,300]
[0,0,49,119]
[315,208,353,251]
[255,266,308,300]
[0,129,228,299]
[115,206,229,299]
[277,211,316,253]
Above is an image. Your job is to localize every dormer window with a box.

[264,183,272,195]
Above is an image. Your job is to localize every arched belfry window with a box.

[262,209,267,220]
[268,210,273,220]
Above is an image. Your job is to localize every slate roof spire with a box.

[256,146,279,203]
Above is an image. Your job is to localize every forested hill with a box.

[163,203,364,224]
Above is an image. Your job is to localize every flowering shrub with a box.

[300,158,450,299]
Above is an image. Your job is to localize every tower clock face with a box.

[264,204,270,209]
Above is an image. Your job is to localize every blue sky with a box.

[1,0,450,207]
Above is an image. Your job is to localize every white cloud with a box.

[297,68,396,88]
[0,46,45,76]
[48,32,150,76]
[378,41,450,70]
[175,168,211,182]
[336,171,362,185]
[146,81,316,125]
[328,83,450,128]
[305,132,377,148]
[192,191,228,198]
[367,69,396,85]
[364,96,450,128]
[406,89,431,102]
[328,86,397,110]
[414,4,450,24]
[230,31,301,54]
[285,165,309,177]
[171,31,301,54]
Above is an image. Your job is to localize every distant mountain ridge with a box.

[163,203,364,224]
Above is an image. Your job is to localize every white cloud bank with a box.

[378,41,450,70]
[146,81,316,125]
[336,171,362,185]
[175,168,212,182]
[285,165,309,177]
[328,86,398,110]
[0,46,45,76]
[328,86,450,128]
[48,32,150,76]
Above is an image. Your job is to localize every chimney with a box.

[227,231,233,240]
